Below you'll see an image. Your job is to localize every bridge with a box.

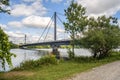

[20,39,71,47]
[20,12,71,49]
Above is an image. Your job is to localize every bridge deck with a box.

[20,40,71,47]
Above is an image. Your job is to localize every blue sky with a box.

[0,0,120,44]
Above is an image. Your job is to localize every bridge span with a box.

[20,39,71,47]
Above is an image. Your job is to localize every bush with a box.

[13,55,59,70]
[67,48,74,59]
[39,55,58,65]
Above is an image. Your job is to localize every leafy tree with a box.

[64,1,88,58]
[80,16,120,58]
[0,0,13,70]
[0,0,10,14]
[0,28,15,70]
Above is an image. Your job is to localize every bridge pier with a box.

[51,45,60,59]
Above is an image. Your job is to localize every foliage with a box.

[67,48,74,59]
[64,1,88,58]
[0,0,10,14]
[39,55,58,65]
[0,0,12,70]
[9,41,19,49]
[0,28,14,70]
[80,16,120,58]
[15,55,59,70]
[27,45,50,49]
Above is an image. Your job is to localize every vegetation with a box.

[80,16,120,58]
[0,0,14,70]
[26,45,51,49]
[0,28,15,70]
[14,55,58,70]
[64,1,88,58]
[9,41,19,49]
[64,1,120,59]
[0,0,10,14]
[0,52,120,80]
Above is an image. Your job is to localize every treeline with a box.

[9,41,19,49]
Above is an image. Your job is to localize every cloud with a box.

[64,0,72,6]
[23,0,42,2]
[11,1,47,17]
[5,31,24,38]
[51,0,63,3]
[5,31,25,44]
[22,15,52,28]
[7,15,53,29]
[0,24,8,30]
[77,0,120,17]
[57,28,65,33]
[8,21,23,28]
[5,31,40,44]
[44,34,54,41]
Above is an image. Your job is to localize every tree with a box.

[63,1,88,58]
[80,16,120,58]
[0,0,10,14]
[0,0,13,70]
[0,28,15,70]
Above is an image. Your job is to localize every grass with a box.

[0,51,120,80]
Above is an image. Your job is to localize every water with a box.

[0,48,92,72]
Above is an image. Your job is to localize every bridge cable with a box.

[37,15,54,42]
[57,14,68,40]
[56,12,65,17]
[44,13,63,41]
[56,15,64,24]
[44,18,53,41]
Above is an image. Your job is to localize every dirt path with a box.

[67,61,120,80]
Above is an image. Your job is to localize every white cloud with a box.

[5,31,24,38]
[57,28,65,33]
[64,0,72,6]
[21,34,40,43]
[5,31,40,44]
[51,0,63,3]
[7,15,53,29]
[8,21,23,28]
[0,24,7,30]
[44,34,54,41]
[11,1,47,17]
[77,0,120,17]
[23,0,42,2]
[22,15,52,28]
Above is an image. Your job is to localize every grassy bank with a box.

[0,52,120,80]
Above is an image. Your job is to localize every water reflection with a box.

[0,49,49,72]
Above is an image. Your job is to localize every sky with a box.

[0,0,120,44]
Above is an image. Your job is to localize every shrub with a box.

[67,48,74,59]
[39,55,58,65]
[13,55,59,70]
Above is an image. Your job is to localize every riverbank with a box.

[0,52,120,80]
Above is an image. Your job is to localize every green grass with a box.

[0,52,120,80]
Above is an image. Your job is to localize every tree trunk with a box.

[71,31,75,58]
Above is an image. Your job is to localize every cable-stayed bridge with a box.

[20,12,71,48]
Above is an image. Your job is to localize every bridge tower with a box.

[52,12,60,59]
[24,34,26,44]
[54,12,57,41]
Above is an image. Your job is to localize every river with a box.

[0,48,92,72]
